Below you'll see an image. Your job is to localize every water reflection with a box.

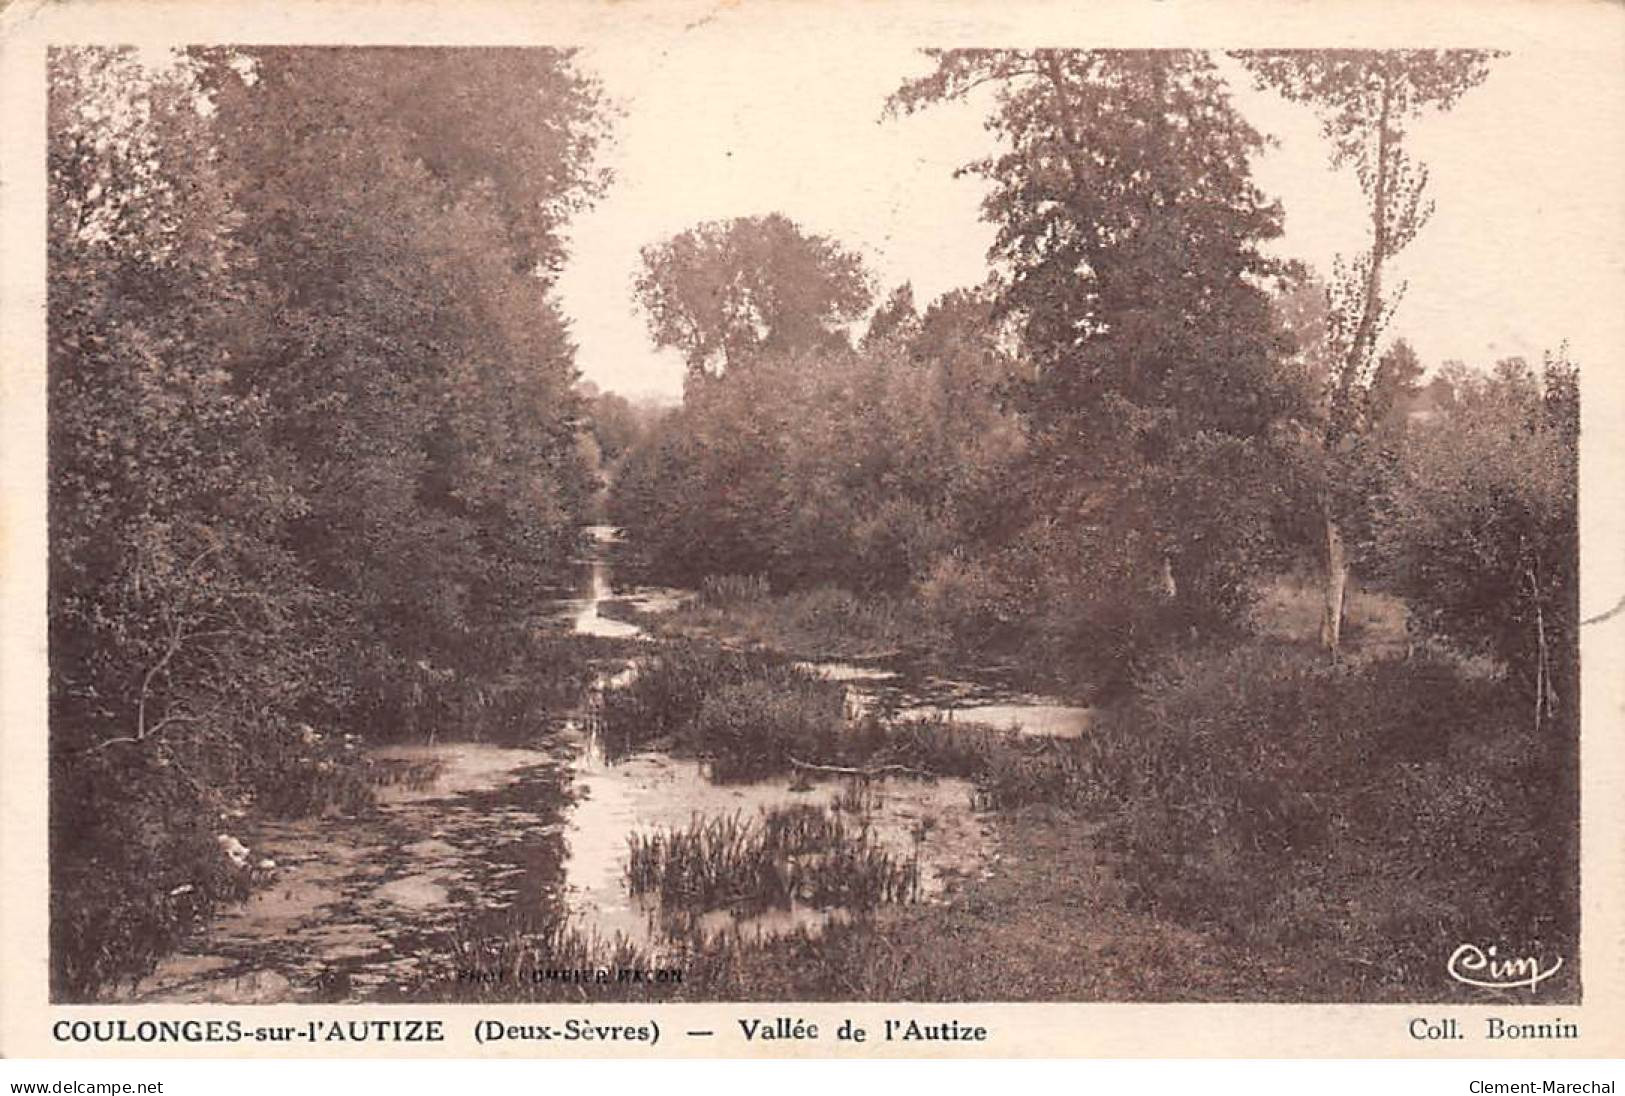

[125,524,1091,1002]
[798,660,1095,739]
[122,742,573,1003]
[571,555,644,639]
[560,728,992,953]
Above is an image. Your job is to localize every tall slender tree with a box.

[1234,49,1499,653]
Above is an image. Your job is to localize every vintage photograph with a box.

[41,37,1592,1011]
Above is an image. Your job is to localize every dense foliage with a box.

[634,213,873,381]
[1076,641,1576,997]
[1379,352,1580,731]
[616,52,1321,689]
[48,44,1579,1006]
[610,285,1024,595]
[48,47,610,997]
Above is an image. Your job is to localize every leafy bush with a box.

[918,524,1194,698]
[1377,353,1578,725]
[1080,643,1577,992]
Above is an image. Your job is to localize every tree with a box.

[907,286,1028,547]
[1235,49,1499,653]
[46,47,325,768]
[199,47,608,644]
[862,282,921,348]
[47,46,614,996]
[633,213,873,381]
[608,383,791,583]
[890,50,1301,631]
[608,281,1026,595]
[583,388,647,464]
[1382,353,1577,694]
[47,47,334,996]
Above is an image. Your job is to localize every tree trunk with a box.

[1320,510,1349,655]
[1526,563,1553,732]
[1339,74,1393,418]
[1319,73,1390,659]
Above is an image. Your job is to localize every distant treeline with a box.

[610,249,1578,701]
[607,50,1577,705]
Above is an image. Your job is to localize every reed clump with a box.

[595,642,846,779]
[626,803,919,920]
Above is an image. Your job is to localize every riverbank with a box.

[570,569,1578,1004]
[116,534,1021,1003]
[116,531,1577,1005]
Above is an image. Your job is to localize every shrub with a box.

[1078,642,1577,993]
[919,539,1190,699]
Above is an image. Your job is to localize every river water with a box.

[122,527,1087,1003]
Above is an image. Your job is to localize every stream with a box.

[122,527,1090,1003]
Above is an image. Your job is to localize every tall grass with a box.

[353,628,625,746]
[626,803,919,921]
[698,573,771,607]
[595,642,846,779]
[846,711,1092,810]
[419,803,921,1004]
[667,582,925,660]
[597,638,1096,804]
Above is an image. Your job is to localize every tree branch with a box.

[787,755,941,780]
[82,712,207,755]
[135,615,186,742]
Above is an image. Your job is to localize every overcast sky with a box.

[554,40,1624,403]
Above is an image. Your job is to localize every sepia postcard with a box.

[2,0,1622,1060]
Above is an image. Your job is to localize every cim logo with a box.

[1447,943,1564,992]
